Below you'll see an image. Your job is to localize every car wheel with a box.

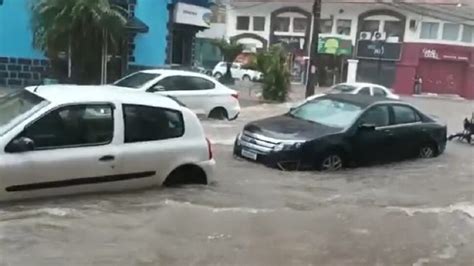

[242,75,251,81]
[163,165,207,187]
[418,143,437,159]
[214,73,223,79]
[209,107,228,120]
[317,153,344,171]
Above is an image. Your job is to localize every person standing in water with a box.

[414,74,423,94]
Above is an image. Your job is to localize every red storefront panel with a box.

[417,59,467,95]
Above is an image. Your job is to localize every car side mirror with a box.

[6,137,35,153]
[359,123,376,131]
[146,85,165,93]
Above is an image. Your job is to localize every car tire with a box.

[418,142,437,159]
[214,73,223,79]
[242,75,251,81]
[163,165,207,187]
[316,152,344,171]
[209,107,228,120]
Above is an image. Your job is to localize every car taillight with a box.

[231,93,239,99]
[206,137,213,160]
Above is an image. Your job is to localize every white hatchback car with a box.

[112,69,241,120]
[0,85,215,201]
[306,82,400,101]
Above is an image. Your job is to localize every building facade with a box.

[227,0,474,99]
[0,0,169,86]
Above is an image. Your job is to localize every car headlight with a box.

[273,141,305,152]
[236,133,242,145]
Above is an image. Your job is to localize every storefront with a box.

[169,2,212,66]
[355,40,402,88]
[393,43,474,99]
[317,37,353,86]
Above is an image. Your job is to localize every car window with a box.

[231,64,239,69]
[187,77,215,90]
[332,84,357,93]
[156,76,184,91]
[373,87,387,97]
[393,105,421,125]
[114,72,160,88]
[359,105,390,127]
[358,87,371,95]
[18,104,113,150]
[123,105,184,143]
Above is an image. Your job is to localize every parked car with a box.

[212,62,263,81]
[0,85,215,201]
[111,69,240,120]
[306,82,400,101]
[234,94,447,171]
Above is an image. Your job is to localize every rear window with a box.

[123,104,184,143]
[332,84,357,93]
[114,72,160,88]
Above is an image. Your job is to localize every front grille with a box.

[239,131,279,155]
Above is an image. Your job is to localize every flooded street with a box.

[1,97,473,266]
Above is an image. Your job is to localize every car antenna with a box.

[33,84,41,92]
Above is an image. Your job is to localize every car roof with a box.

[139,69,210,78]
[318,93,400,108]
[25,85,181,109]
[337,82,385,88]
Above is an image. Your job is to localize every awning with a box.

[126,17,149,33]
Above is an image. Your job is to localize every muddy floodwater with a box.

[1,97,473,266]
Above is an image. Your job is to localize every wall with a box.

[131,0,169,67]
[0,0,49,87]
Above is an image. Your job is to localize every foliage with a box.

[211,38,244,84]
[31,0,127,84]
[254,45,291,102]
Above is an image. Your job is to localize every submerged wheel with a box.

[209,107,228,120]
[418,143,437,159]
[163,165,207,187]
[317,153,344,171]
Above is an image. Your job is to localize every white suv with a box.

[212,62,263,81]
[0,85,215,201]
[112,70,240,120]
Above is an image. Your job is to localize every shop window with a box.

[462,25,473,43]
[253,17,265,31]
[236,16,250,30]
[420,22,439,39]
[442,23,460,41]
[293,18,308,33]
[336,19,351,35]
[320,19,333,34]
[384,21,402,40]
[275,17,290,32]
[361,20,380,33]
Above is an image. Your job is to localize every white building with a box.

[225,0,474,98]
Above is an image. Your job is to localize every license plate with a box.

[241,149,257,160]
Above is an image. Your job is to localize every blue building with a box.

[0,0,170,86]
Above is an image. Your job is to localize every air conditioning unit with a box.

[359,31,372,40]
[372,31,387,41]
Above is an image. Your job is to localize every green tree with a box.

[212,39,244,85]
[31,0,127,84]
[254,45,291,102]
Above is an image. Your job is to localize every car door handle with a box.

[99,155,115,162]
[383,129,395,136]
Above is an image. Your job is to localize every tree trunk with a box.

[305,0,321,98]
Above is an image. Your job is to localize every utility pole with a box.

[305,0,321,98]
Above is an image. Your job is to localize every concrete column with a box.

[347,59,359,83]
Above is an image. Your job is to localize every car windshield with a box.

[0,90,49,136]
[289,98,363,128]
[331,84,357,93]
[113,72,160,88]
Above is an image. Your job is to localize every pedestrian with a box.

[414,74,423,94]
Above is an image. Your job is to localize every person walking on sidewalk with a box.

[414,74,423,94]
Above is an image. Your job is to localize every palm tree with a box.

[31,0,127,84]
[212,39,244,85]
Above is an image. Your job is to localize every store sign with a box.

[421,48,469,62]
[174,3,212,28]
[356,40,402,61]
[317,37,352,55]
